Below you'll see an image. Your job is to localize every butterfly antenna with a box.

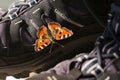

[49,43,54,54]
[49,42,64,53]
[54,42,64,47]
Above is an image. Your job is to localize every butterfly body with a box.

[34,22,73,52]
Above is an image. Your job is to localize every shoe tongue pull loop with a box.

[41,14,53,26]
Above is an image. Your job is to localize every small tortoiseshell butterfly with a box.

[34,22,73,52]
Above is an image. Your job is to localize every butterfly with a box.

[34,22,73,52]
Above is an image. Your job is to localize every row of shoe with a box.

[0,0,39,21]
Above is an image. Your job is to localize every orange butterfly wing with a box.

[48,22,61,38]
[36,25,48,38]
[34,39,51,52]
[56,27,73,40]
[34,26,51,52]
[48,22,73,40]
